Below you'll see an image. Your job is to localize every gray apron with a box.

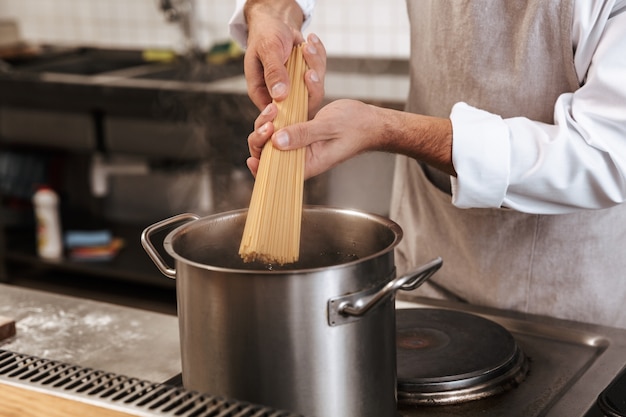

[393,0,626,328]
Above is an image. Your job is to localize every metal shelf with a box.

[4,221,174,289]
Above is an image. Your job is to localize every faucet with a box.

[159,0,202,57]
[159,0,191,23]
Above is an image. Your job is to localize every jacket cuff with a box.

[450,102,511,208]
[229,0,314,48]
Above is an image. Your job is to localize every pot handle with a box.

[328,257,442,326]
[141,213,200,279]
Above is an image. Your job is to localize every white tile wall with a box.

[0,0,410,58]
[309,0,410,58]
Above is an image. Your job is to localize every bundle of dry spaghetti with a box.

[239,45,308,265]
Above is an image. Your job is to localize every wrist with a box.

[244,0,305,32]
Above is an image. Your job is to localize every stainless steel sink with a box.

[132,58,243,83]
[3,47,244,83]
[4,48,147,76]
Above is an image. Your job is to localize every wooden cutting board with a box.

[0,382,141,417]
[0,316,16,341]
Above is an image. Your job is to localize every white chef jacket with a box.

[229,0,626,214]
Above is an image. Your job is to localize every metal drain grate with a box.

[0,349,302,417]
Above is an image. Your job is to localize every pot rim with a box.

[162,205,403,275]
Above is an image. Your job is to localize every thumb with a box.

[260,48,291,102]
[272,123,309,151]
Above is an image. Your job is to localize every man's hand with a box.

[246,32,327,176]
[243,0,306,110]
[248,99,455,180]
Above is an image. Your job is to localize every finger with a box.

[253,103,277,131]
[250,103,277,159]
[303,33,327,72]
[304,68,323,119]
[302,34,326,117]
[249,121,275,159]
[272,124,336,180]
[246,157,260,177]
[244,52,272,110]
[272,122,311,151]
[258,42,292,102]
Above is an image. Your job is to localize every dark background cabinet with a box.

[0,49,258,304]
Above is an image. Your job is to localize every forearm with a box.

[375,106,455,176]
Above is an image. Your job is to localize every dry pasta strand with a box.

[239,45,308,265]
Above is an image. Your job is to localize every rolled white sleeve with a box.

[450,103,510,208]
[451,0,626,214]
[229,0,316,48]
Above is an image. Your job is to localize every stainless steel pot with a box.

[142,207,442,417]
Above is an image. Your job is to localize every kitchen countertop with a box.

[0,283,180,383]
[1,283,626,416]
[0,49,409,117]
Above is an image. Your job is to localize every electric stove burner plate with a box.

[397,308,529,405]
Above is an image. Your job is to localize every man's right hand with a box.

[243,0,306,110]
